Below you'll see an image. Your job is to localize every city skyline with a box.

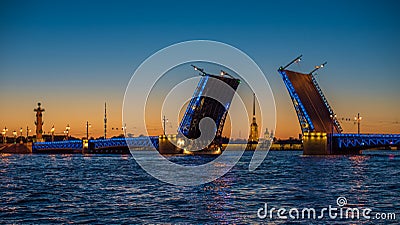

[1,1,400,138]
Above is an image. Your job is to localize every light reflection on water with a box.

[0,150,399,224]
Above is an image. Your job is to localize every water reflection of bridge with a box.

[279,55,400,154]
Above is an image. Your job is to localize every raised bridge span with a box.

[278,56,400,154]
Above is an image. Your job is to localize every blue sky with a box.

[1,0,399,138]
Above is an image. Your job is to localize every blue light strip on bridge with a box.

[333,133,400,148]
[278,69,315,132]
[32,137,160,151]
[32,140,82,151]
[178,75,209,136]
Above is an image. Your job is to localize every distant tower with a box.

[259,128,273,150]
[264,128,270,139]
[34,102,45,142]
[246,93,259,150]
[104,102,107,139]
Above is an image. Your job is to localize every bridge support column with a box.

[303,132,330,155]
[82,139,89,154]
[158,135,182,154]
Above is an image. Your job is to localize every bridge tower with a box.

[246,93,259,150]
[34,102,45,142]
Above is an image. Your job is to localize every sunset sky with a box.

[1,0,399,139]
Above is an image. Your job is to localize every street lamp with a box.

[354,113,362,134]
[191,64,206,75]
[2,127,7,144]
[329,114,337,133]
[26,126,31,143]
[12,130,17,144]
[163,115,168,136]
[86,121,91,140]
[309,62,327,75]
[122,123,127,137]
[19,127,23,144]
[51,125,55,142]
[329,114,337,153]
[220,70,234,79]
[65,124,70,140]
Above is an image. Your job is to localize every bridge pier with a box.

[303,132,363,155]
[303,132,330,155]
[158,135,181,154]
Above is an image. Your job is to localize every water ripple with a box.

[0,151,399,224]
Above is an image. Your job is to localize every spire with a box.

[104,102,107,139]
[246,93,259,150]
[253,93,256,117]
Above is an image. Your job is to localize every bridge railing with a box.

[32,137,160,152]
[333,133,400,148]
[311,75,343,133]
[91,137,159,150]
[32,140,83,152]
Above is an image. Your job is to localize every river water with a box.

[0,150,399,224]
